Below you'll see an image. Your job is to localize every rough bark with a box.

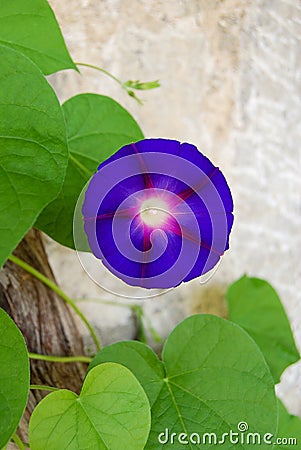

[0,228,87,440]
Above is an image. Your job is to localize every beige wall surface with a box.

[47,0,301,414]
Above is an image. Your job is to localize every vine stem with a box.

[8,254,101,352]
[75,61,143,104]
[29,352,92,364]
[76,62,123,86]
[30,384,60,392]
[11,433,25,450]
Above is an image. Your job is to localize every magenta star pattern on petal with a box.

[82,139,234,289]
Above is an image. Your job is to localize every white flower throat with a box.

[139,198,169,227]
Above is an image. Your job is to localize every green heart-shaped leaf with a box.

[0,307,30,448]
[226,276,300,383]
[276,399,301,448]
[0,0,76,75]
[90,340,165,408]
[37,93,144,248]
[89,314,278,449]
[0,45,68,266]
[29,362,151,450]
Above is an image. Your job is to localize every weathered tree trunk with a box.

[0,228,87,440]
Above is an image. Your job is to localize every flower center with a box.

[139,198,169,227]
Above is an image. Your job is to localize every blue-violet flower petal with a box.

[82,138,234,289]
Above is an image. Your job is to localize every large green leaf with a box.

[226,276,300,383]
[28,362,151,450]
[276,399,301,448]
[0,307,30,448]
[0,45,68,267]
[89,314,277,449]
[0,0,76,75]
[37,93,144,248]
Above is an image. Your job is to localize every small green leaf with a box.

[126,90,143,104]
[28,363,150,450]
[276,399,301,448]
[0,45,68,266]
[37,93,144,248]
[226,276,300,383]
[123,80,160,90]
[0,307,30,448]
[0,0,76,75]
[89,314,278,449]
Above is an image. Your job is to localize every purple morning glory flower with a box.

[82,139,233,289]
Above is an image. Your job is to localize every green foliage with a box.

[123,80,161,90]
[89,340,165,407]
[89,314,278,449]
[226,276,300,383]
[36,93,144,248]
[122,79,160,103]
[0,45,68,267]
[28,363,151,450]
[0,0,76,75]
[276,399,301,448]
[76,63,160,104]
[0,308,30,448]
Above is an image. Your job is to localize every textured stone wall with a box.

[47,0,301,414]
